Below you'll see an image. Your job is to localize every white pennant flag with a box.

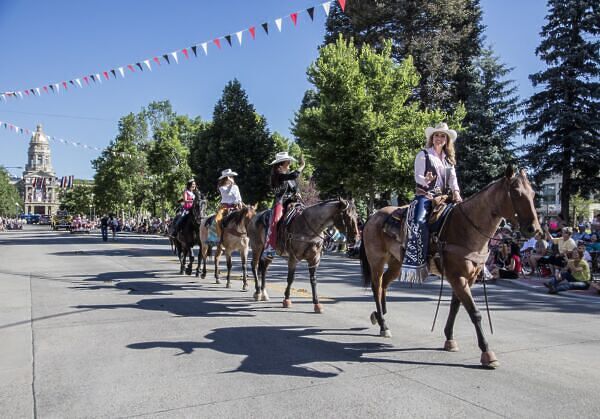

[201,42,208,55]
[75,79,82,88]
[118,67,125,78]
[17,91,23,99]
[95,73,102,83]
[55,83,60,93]
[35,87,41,95]
[0,95,5,102]
[170,51,179,64]
[143,59,152,71]
[236,31,243,45]
[322,1,331,16]
[275,18,282,32]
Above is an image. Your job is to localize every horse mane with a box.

[224,207,248,226]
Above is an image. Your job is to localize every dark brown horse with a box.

[360,167,540,368]
[173,194,206,275]
[248,198,360,311]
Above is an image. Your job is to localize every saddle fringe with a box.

[399,265,429,284]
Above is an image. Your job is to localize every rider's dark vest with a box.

[272,170,301,203]
[421,149,454,195]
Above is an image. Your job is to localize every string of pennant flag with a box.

[0,0,346,103]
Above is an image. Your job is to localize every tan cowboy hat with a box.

[270,151,297,165]
[218,169,238,180]
[425,122,457,142]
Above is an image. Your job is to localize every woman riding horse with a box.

[262,151,305,260]
[172,179,197,235]
[215,169,243,243]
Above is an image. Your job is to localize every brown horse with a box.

[360,167,540,368]
[200,205,256,289]
[248,198,360,310]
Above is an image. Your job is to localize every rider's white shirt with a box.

[219,184,242,205]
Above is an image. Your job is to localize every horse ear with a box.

[505,165,515,179]
[519,168,528,179]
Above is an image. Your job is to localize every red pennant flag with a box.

[83,76,89,85]
[153,57,161,66]
[338,0,346,12]
[24,90,30,96]
[103,71,109,80]
[62,81,68,89]
[127,64,135,72]
[213,38,221,49]
[182,48,189,59]
[43,86,49,93]
[290,12,298,26]
[249,26,256,39]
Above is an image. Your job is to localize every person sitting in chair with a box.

[215,169,243,242]
[545,249,590,294]
[262,151,305,260]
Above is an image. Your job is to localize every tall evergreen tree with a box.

[0,167,20,216]
[456,48,520,196]
[195,79,276,205]
[523,0,599,222]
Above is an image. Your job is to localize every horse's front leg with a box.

[443,292,461,352]
[179,245,186,275]
[308,264,323,313]
[453,277,498,368]
[283,258,297,308]
[259,257,270,301]
[369,257,391,337]
[214,245,222,284]
[240,245,248,292]
[186,249,194,276]
[251,247,261,300]
[225,252,232,289]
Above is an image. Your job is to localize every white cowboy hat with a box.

[218,169,238,180]
[270,151,297,165]
[425,122,457,142]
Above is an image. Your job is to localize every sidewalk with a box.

[494,274,600,301]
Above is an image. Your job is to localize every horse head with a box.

[332,198,360,245]
[191,192,207,224]
[504,166,541,239]
[241,204,257,227]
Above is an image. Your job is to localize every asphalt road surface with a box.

[1,226,599,418]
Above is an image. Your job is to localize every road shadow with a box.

[75,297,256,318]
[71,280,203,295]
[127,326,480,376]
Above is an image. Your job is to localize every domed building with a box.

[19,125,60,215]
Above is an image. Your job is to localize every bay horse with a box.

[360,167,540,368]
[248,198,360,311]
[212,205,256,289]
[173,194,205,275]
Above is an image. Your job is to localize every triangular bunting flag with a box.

[95,73,102,83]
[163,54,170,64]
[262,22,269,34]
[30,88,36,95]
[35,87,41,95]
[127,64,136,72]
[118,68,125,78]
[136,62,144,71]
[322,1,331,16]
[170,51,179,64]
[249,26,256,39]
[75,79,82,88]
[307,7,315,20]
[182,48,189,59]
[225,35,232,46]
[54,83,60,92]
[191,45,198,57]
[90,75,96,83]
[275,18,282,32]
[103,71,109,80]
[69,81,75,87]
[235,31,243,45]
[83,76,89,85]
[62,81,68,89]
[143,60,152,71]
[17,92,23,99]
[43,86,49,93]
[290,12,298,26]
[201,42,208,55]
[153,57,161,66]
[24,90,30,96]
[213,38,221,49]
[338,0,346,12]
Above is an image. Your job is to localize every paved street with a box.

[2,226,600,418]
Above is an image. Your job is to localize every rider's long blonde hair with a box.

[426,133,456,166]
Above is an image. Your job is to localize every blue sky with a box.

[0,0,548,180]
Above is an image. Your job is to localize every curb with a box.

[494,278,600,302]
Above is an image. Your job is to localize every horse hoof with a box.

[444,340,459,352]
[260,291,270,302]
[370,311,378,325]
[195,272,199,278]
[282,299,292,308]
[226,282,231,289]
[253,292,260,301]
[215,279,221,285]
[380,329,392,338]
[242,283,248,291]
[314,304,323,314]
[481,351,499,369]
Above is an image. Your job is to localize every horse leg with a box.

[225,253,232,288]
[214,245,222,284]
[179,245,186,275]
[252,248,261,300]
[260,258,270,301]
[381,258,401,317]
[241,248,248,291]
[443,292,461,352]
[309,265,323,313]
[283,259,297,308]
[453,279,499,368]
[186,249,194,276]
[369,258,390,337]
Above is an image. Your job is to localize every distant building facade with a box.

[536,173,600,221]
[18,125,60,215]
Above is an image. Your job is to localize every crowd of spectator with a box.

[0,216,24,231]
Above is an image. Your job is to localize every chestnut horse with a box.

[360,167,540,368]
[248,198,360,311]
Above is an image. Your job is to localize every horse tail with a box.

[359,239,371,287]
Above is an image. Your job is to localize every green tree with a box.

[147,122,192,215]
[523,0,600,222]
[455,48,520,196]
[59,184,94,216]
[196,79,277,205]
[294,36,464,212]
[0,167,20,216]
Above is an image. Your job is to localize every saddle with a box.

[276,203,304,257]
[221,207,237,229]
